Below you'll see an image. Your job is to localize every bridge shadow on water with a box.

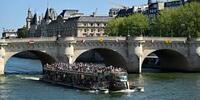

[142,48,191,73]
[5,57,43,75]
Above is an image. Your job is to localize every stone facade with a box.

[27,8,112,37]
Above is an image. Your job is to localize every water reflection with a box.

[0,76,10,100]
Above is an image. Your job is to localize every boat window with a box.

[119,75,127,82]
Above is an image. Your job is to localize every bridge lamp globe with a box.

[196,47,200,56]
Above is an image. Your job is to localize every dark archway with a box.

[142,49,189,72]
[75,48,127,69]
[5,50,56,74]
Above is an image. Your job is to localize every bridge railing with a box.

[3,37,57,43]
[142,37,200,42]
[74,37,126,41]
[192,38,200,41]
[142,37,187,42]
[3,36,200,44]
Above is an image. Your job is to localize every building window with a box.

[90,23,94,26]
[78,23,83,26]
[96,33,101,36]
[91,29,96,32]
[84,29,87,32]
[83,33,87,36]
[98,29,101,32]
[90,33,94,36]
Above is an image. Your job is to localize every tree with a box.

[151,8,178,37]
[17,27,28,38]
[105,13,149,36]
[105,17,124,36]
[151,2,200,37]
[124,14,149,36]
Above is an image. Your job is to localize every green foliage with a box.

[105,13,149,36]
[105,17,124,36]
[106,2,200,37]
[17,27,28,38]
[151,2,200,37]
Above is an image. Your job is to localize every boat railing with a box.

[44,68,106,76]
[44,68,127,76]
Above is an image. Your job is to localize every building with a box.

[109,5,148,17]
[109,0,185,18]
[109,8,121,17]
[65,16,112,37]
[165,0,185,8]
[148,2,165,19]
[28,8,58,37]
[26,8,112,37]
[2,30,17,39]
[44,16,112,37]
[188,0,200,2]
[148,0,184,19]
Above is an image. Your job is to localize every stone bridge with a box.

[0,36,200,74]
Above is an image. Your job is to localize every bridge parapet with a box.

[63,37,75,41]
[191,38,200,42]
[74,37,126,41]
[2,37,57,43]
[143,37,187,42]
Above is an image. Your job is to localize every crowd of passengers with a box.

[44,62,126,74]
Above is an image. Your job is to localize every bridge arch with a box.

[73,48,128,69]
[142,49,189,71]
[5,50,56,73]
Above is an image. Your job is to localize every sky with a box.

[0,0,161,36]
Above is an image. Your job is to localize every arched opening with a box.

[5,50,56,74]
[142,49,189,72]
[75,48,127,69]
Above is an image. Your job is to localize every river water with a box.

[1,57,200,100]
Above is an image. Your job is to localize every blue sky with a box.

[0,0,156,35]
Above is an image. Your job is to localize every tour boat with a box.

[41,63,133,92]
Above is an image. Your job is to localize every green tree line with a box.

[105,14,149,36]
[105,2,200,37]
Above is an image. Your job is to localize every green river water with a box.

[1,57,200,100]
